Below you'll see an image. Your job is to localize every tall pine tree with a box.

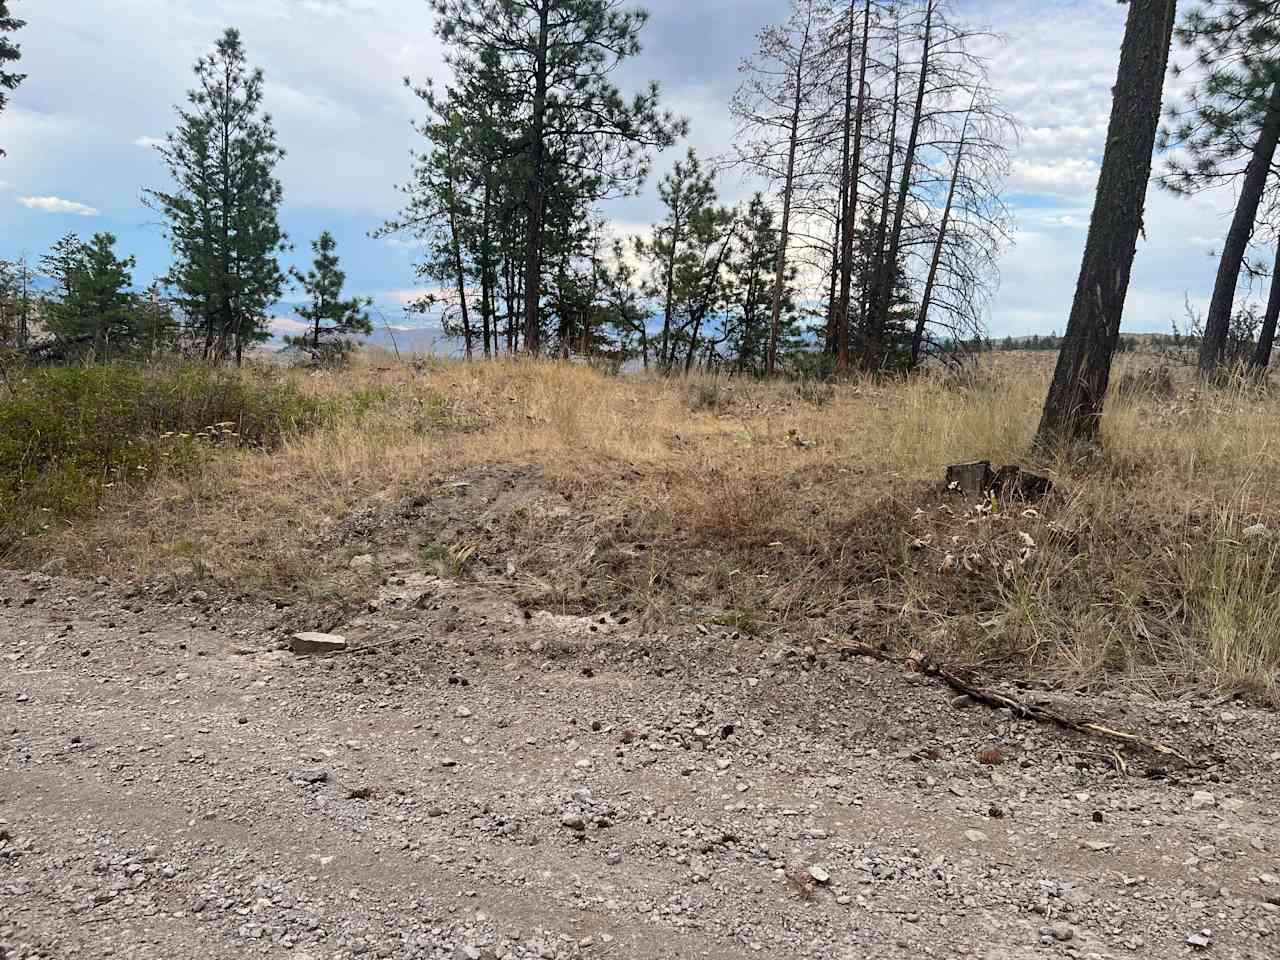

[0,0,24,158]
[46,233,138,359]
[427,0,684,353]
[1162,1,1280,374]
[145,28,287,365]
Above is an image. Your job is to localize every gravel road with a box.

[3,569,1279,960]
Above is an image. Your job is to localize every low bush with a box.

[0,362,334,552]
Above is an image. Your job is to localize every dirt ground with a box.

[3,566,1280,960]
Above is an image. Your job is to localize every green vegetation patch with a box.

[0,363,336,551]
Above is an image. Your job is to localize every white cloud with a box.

[133,136,166,149]
[18,195,100,216]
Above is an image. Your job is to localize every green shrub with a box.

[0,362,334,551]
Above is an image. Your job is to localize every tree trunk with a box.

[1036,0,1176,448]
[912,89,976,366]
[865,21,901,370]
[1200,81,1280,375]
[874,0,934,366]
[766,15,812,376]
[836,0,872,373]
[521,0,551,354]
[481,175,494,358]
[1251,242,1280,373]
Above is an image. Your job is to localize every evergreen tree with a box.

[288,231,373,362]
[0,0,24,157]
[724,194,799,374]
[46,233,138,358]
[1162,1,1280,374]
[428,0,684,353]
[39,233,88,302]
[146,28,287,365]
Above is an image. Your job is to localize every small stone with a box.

[454,947,482,960]
[1260,873,1280,885]
[715,758,732,770]
[455,706,473,718]
[560,814,586,831]
[1083,840,1114,852]
[808,865,831,885]
[964,829,988,844]
[293,768,329,785]
[349,554,375,570]
[1186,930,1212,950]
[1243,523,1269,541]
[1050,923,1074,942]
[1190,790,1217,810]
[290,632,347,655]
[605,851,622,865]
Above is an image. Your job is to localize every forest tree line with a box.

[3,1,1280,446]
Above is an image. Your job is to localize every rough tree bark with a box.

[1199,82,1280,375]
[1036,0,1177,448]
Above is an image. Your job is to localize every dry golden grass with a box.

[30,350,1280,701]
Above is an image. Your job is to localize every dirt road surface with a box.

[3,570,1279,959]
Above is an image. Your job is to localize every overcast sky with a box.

[0,0,1244,338]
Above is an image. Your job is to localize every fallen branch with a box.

[841,642,1197,767]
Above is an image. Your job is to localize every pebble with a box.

[455,706,473,718]
[808,865,830,885]
[963,829,988,844]
[1190,790,1216,810]
[1186,930,1212,949]
[560,814,586,832]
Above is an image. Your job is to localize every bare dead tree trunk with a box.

[912,88,977,366]
[873,0,935,365]
[1251,242,1280,373]
[766,10,814,376]
[1200,81,1280,376]
[837,0,872,373]
[1036,0,1176,448]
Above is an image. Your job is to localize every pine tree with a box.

[427,0,684,353]
[724,194,799,374]
[145,28,287,365]
[0,0,24,158]
[1162,1,1280,374]
[288,231,373,363]
[39,233,88,302]
[1037,0,1177,448]
[46,233,138,359]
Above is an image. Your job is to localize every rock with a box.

[808,865,831,885]
[290,632,347,655]
[1190,790,1217,810]
[455,706,473,718]
[1186,930,1212,950]
[349,554,375,570]
[293,768,329,785]
[1050,923,1074,942]
[1260,873,1280,885]
[605,851,622,866]
[963,829,988,844]
[1243,523,1270,541]
[560,814,586,832]
[440,757,458,768]
[454,947,482,960]
[1082,840,1113,852]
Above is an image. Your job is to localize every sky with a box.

[0,0,1248,340]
